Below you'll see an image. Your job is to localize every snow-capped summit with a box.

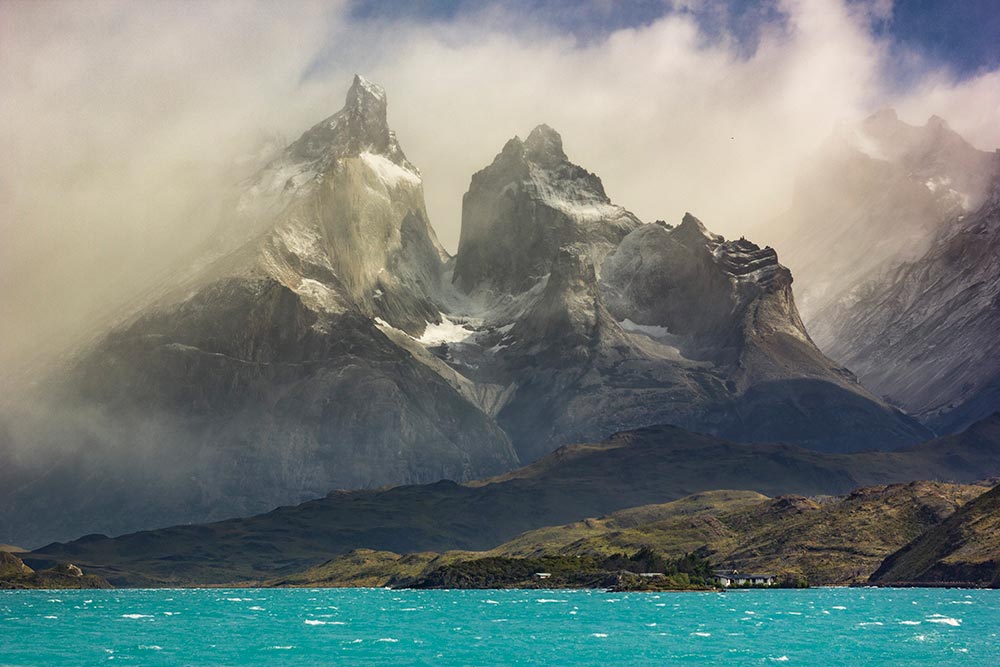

[233,74,419,238]
[229,76,447,332]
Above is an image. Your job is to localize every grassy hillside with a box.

[29,416,1000,586]
[870,483,1000,587]
[267,550,443,588]
[0,551,111,589]
[274,482,986,588]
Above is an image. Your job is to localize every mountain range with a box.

[1,76,936,548]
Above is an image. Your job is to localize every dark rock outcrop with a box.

[0,551,111,589]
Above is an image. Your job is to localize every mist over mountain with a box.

[1,78,517,546]
[817,173,1000,433]
[769,109,1000,432]
[0,76,934,548]
[769,109,996,324]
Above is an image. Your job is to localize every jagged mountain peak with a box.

[453,125,640,294]
[925,114,950,130]
[866,107,898,123]
[285,74,413,172]
[210,76,446,334]
[232,77,420,230]
[672,212,723,246]
[347,74,386,105]
[524,123,567,165]
[774,108,997,327]
[851,108,980,166]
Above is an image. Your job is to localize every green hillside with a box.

[275,482,986,588]
[870,483,1000,587]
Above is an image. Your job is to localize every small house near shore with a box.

[712,570,775,587]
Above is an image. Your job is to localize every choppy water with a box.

[1,587,997,665]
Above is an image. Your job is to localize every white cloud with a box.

[894,69,1000,149]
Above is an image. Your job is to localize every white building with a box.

[712,570,776,587]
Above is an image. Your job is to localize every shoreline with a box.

[5,583,998,592]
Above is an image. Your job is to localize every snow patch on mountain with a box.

[527,166,626,223]
[294,278,347,315]
[274,219,334,271]
[361,152,421,188]
[352,75,386,102]
[619,318,671,338]
[418,316,477,345]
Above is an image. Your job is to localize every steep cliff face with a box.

[819,178,1000,433]
[601,215,807,360]
[223,74,448,334]
[762,110,1000,435]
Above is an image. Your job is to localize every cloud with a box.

[0,0,341,375]
[894,68,1000,149]
[1,0,997,376]
[304,0,905,247]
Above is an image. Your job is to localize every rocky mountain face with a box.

[768,110,996,326]
[819,180,1000,433]
[772,110,1000,433]
[432,126,926,460]
[1,79,933,548]
[453,125,641,294]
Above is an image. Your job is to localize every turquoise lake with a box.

[1,587,997,665]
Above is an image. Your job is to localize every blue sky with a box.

[882,0,1000,76]
[348,0,1000,77]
